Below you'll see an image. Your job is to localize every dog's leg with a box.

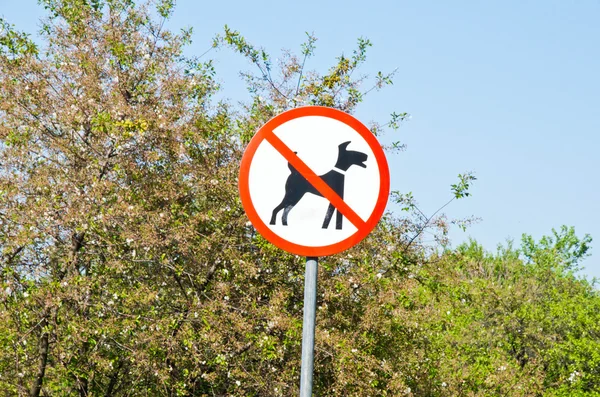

[270,201,286,225]
[322,203,335,229]
[272,174,307,226]
[279,195,303,226]
[335,190,344,230]
[335,208,344,230]
[282,204,296,226]
[281,200,300,226]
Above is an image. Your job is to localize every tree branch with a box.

[28,314,49,397]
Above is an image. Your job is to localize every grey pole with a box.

[299,256,318,397]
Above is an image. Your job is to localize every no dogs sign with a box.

[239,106,390,256]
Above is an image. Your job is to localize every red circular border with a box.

[239,106,390,256]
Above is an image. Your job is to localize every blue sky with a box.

[2,0,599,278]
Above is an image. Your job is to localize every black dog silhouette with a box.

[269,141,368,230]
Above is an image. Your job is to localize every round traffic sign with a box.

[239,106,390,256]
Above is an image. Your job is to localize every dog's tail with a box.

[288,152,301,174]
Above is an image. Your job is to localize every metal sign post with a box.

[299,256,318,397]
[238,106,390,397]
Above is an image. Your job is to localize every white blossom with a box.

[568,371,581,382]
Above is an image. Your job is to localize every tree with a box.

[433,233,600,396]
[1,0,241,394]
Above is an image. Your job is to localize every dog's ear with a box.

[338,141,351,151]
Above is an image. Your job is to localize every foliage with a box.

[1,1,598,396]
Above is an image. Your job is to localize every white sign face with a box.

[239,107,390,257]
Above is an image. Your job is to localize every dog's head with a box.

[335,141,368,171]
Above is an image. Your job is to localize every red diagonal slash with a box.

[264,130,366,229]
